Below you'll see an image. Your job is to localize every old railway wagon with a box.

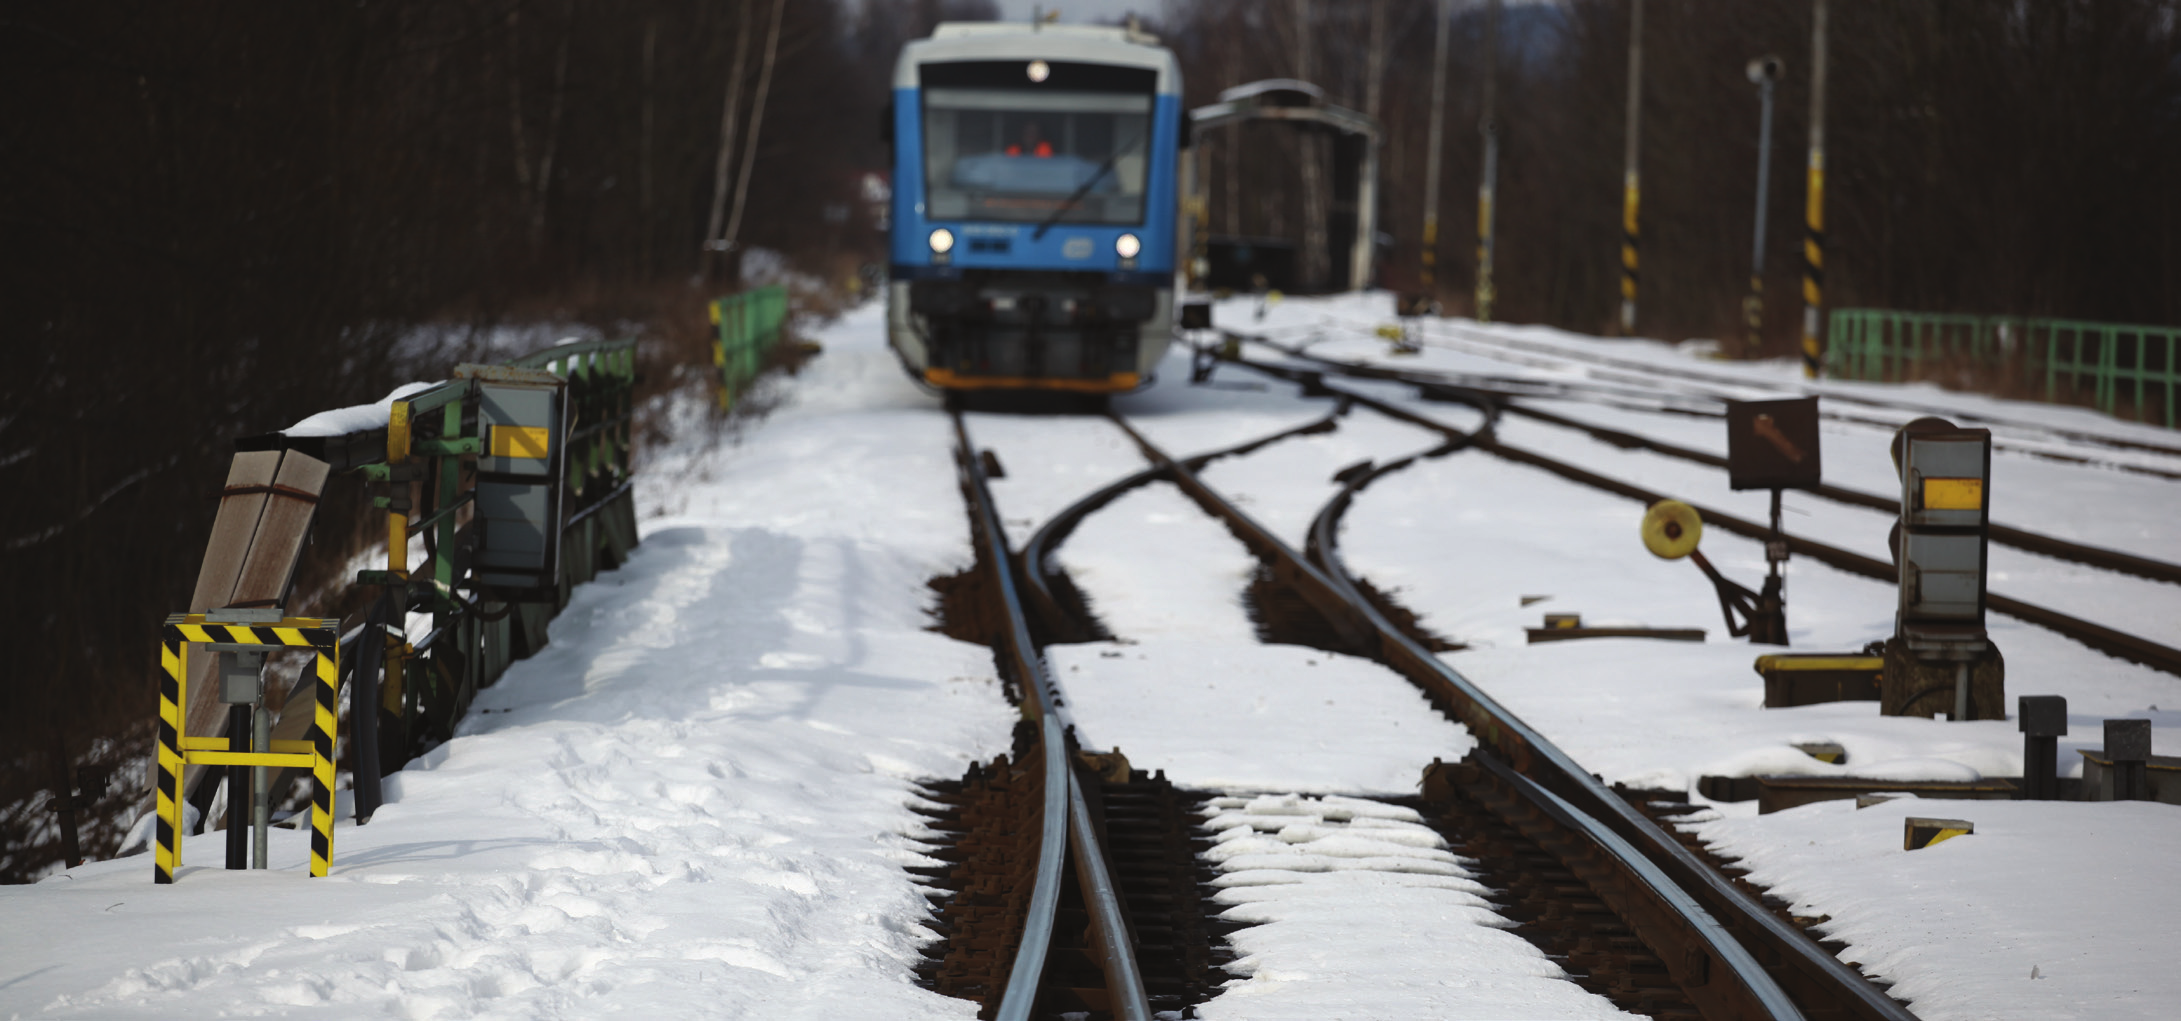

[887,22,1184,394]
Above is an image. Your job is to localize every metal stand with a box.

[1684,487,1788,645]
[225,704,249,870]
[1687,548,1787,646]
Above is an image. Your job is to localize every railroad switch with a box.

[1881,419,2004,720]
[1639,499,1785,644]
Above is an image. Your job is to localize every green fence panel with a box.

[710,285,790,408]
[1827,308,2178,429]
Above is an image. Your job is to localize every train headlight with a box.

[1114,233,1142,259]
[928,228,956,254]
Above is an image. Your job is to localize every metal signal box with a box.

[1881,422,2003,720]
[210,645,267,704]
[1896,427,1992,645]
[470,368,568,597]
[1725,396,1821,491]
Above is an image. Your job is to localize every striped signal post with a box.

[155,614,342,883]
[1419,0,1451,300]
[305,643,338,878]
[1800,0,1829,378]
[154,641,185,884]
[1476,0,1501,322]
[1746,56,1784,351]
[1619,0,1644,335]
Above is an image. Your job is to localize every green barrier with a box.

[710,285,790,409]
[1828,308,2179,428]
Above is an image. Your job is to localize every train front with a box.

[888,25,1182,394]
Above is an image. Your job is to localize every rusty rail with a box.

[1102,412,1877,1020]
[1251,329,2181,482]
[949,412,1150,1021]
[1232,354,2181,680]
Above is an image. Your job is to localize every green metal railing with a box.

[1828,308,2179,428]
[711,285,790,408]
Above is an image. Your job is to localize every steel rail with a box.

[1019,404,1350,640]
[1426,321,2181,461]
[1234,354,2181,679]
[951,412,1151,1021]
[1280,392,1914,1019]
[1495,401,2181,586]
[1249,331,2181,481]
[1248,336,2181,578]
[1102,413,1847,1020]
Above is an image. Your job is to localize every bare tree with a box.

[699,1,756,281]
[721,0,791,261]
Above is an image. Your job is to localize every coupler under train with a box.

[896,271,1169,393]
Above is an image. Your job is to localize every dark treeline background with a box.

[0,0,995,881]
[4,0,2177,880]
[1163,0,2181,340]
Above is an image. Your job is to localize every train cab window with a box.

[923,87,1150,226]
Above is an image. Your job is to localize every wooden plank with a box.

[181,449,329,807]
[180,452,280,802]
[189,451,281,611]
[228,451,329,606]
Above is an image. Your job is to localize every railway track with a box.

[921,402,1920,1018]
[1414,321,2181,464]
[1222,347,2181,679]
[1257,327,2181,482]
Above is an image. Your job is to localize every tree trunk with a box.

[699,1,755,282]
[721,0,790,263]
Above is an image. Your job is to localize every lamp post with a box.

[1745,55,1783,351]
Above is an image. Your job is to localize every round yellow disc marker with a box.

[1641,500,1703,560]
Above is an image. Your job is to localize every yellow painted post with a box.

[1621,173,1640,332]
[154,640,186,884]
[1619,0,1644,334]
[308,647,338,878]
[1800,0,1828,379]
[384,402,410,715]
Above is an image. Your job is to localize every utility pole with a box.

[1420,0,1451,303]
[1801,0,1829,378]
[1746,56,1783,351]
[1619,0,1643,335]
[1477,0,1501,322]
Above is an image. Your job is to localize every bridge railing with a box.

[1827,308,2179,428]
[711,285,790,409]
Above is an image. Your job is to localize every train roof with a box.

[894,22,1179,94]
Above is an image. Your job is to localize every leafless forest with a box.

[1172,0,2181,336]
[3,0,2177,880]
[0,0,987,881]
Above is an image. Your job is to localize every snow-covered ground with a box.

[5,292,2177,1020]
[1,305,1015,1020]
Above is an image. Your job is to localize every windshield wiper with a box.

[1029,130,1146,241]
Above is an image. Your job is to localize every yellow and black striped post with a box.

[1619,0,1644,335]
[1621,172,1641,334]
[307,645,338,878]
[154,614,341,883]
[155,640,186,884]
[1800,0,1829,379]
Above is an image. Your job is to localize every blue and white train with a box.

[887,23,1184,394]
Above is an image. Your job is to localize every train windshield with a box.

[923,87,1150,226]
